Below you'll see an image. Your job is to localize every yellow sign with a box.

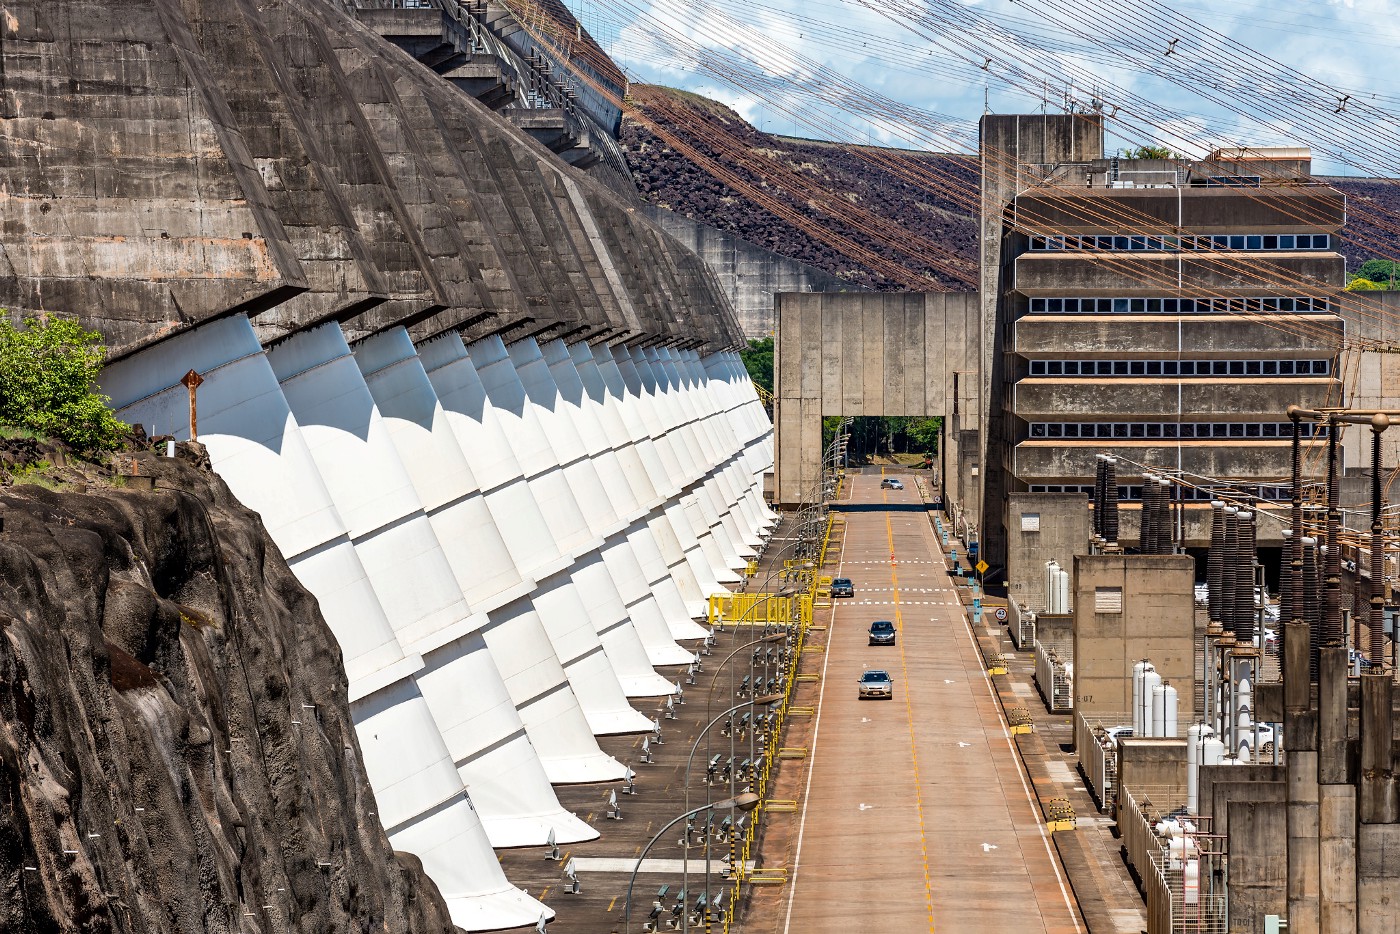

[975,559,989,574]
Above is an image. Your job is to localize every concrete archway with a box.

[772,292,983,525]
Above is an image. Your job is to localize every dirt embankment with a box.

[0,440,457,933]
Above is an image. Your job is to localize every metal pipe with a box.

[1369,414,1390,667]
[1324,419,1344,647]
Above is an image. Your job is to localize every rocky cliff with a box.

[0,441,458,933]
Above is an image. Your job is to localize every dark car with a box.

[868,620,896,646]
[858,669,894,699]
[831,577,854,598]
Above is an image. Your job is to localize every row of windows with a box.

[1027,233,1332,252]
[1027,296,1332,315]
[1029,484,1290,502]
[1027,421,1327,440]
[1026,359,1331,377]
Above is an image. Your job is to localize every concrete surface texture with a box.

[0,0,743,358]
[1071,554,1196,718]
[642,204,860,339]
[779,472,1082,933]
[772,292,982,511]
[102,322,775,930]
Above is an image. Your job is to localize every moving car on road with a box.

[857,669,894,699]
[880,477,904,490]
[868,620,896,645]
[831,577,854,597]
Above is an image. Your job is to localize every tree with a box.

[740,337,773,395]
[1356,259,1399,288]
[1127,145,1177,160]
[0,315,128,452]
[1347,277,1384,291]
[904,416,942,453]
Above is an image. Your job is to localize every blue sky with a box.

[560,0,1400,177]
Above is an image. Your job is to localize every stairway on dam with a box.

[2,0,770,929]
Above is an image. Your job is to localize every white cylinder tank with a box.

[1141,667,1162,738]
[1163,682,1179,738]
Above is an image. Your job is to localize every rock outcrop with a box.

[0,442,458,934]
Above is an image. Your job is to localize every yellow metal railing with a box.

[716,506,840,931]
[707,593,813,629]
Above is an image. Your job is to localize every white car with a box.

[1237,723,1277,761]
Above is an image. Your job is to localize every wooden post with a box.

[180,369,204,440]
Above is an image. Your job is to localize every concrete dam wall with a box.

[3,0,772,929]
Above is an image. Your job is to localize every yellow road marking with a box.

[885,507,937,934]
[607,896,617,912]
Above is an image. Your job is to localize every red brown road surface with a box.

[780,471,1084,934]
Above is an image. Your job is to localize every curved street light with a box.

[623,792,761,934]
[679,694,784,931]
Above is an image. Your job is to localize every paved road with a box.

[781,471,1084,934]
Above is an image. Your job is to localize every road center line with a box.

[885,505,938,933]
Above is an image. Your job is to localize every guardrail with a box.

[713,503,841,930]
[1033,639,1073,713]
[1007,599,1036,649]
[1120,786,1227,934]
[1075,711,1132,811]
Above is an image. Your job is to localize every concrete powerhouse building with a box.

[988,117,1347,560]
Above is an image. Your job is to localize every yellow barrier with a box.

[1046,797,1077,832]
[718,507,840,933]
[707,592,814,629]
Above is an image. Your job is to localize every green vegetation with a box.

[5,461,63,490]
[1347,277,1384,291]
[824,415,942,465]
[1356,259,1400,289]
[0,315,127,452]
[740,337,774,395]
[1126,145,1178,160]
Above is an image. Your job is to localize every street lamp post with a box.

[623,793,761,934]
[680,695,784,932]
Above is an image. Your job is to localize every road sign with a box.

[994,607,1008,622]
[975,559,989,574]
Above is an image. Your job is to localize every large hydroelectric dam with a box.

[2,0,773,928]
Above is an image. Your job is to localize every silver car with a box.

[857,669,894,700]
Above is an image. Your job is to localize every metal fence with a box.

[1075,711,1131,811]
[1033,639,1073,712]
[1008,599,1036,649]
[1120,786,1228,934]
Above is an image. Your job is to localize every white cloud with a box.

[574,0,1399,175]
